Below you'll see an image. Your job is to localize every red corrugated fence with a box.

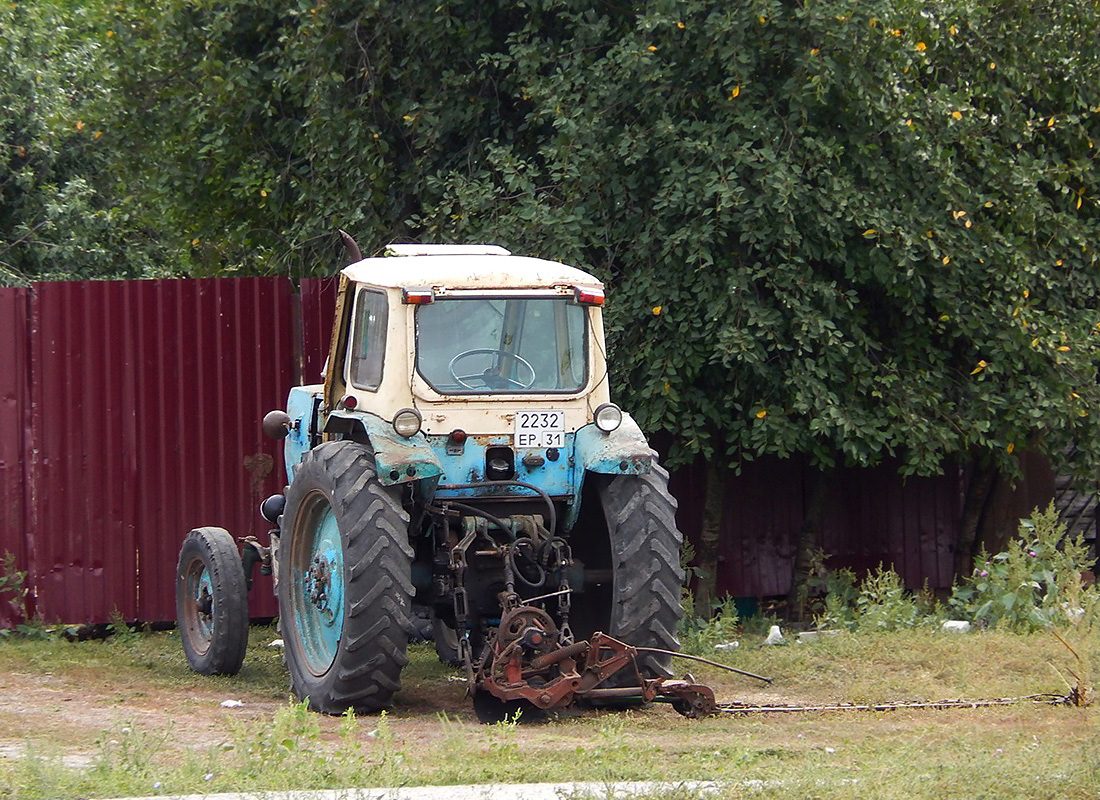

[0,288,31,628]
[0,277,338,625]
[0,275,1047,625]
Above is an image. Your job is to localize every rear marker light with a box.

[574,287,605,306]
[340,394,358,410]
[402,288,435,305]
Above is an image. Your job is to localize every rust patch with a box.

[243,453,274,497]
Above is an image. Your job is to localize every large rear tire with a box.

[573,460,684,681]
[279,441,414,714]
[176,527,249,676]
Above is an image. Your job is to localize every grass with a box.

[0,624,1098,799]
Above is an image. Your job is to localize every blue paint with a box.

[188,565,214,642]
[282,394,653,535]
[295,502,344,675]
[424,413,652,532]
[284,386,320,481]
[563,413,654,529]
[429,434,574,500]
[573,412,653,475]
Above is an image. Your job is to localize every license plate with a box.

[515,410,565,448]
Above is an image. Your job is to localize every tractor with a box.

[175,241,706,721]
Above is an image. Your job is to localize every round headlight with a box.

[594,403,623,433]
[392,408,422,438]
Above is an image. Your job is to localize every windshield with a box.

[416,296,588,394]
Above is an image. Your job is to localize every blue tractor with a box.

[176,243,703,720]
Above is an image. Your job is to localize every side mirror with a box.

[262,410,292,440]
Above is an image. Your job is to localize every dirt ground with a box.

[0,646,482,764]
[2,629,1097,797]
[0,636,793,766]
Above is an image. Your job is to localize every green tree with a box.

[0,1,175,283]
[102,0,529,276]
[405,0,1100,610]
[35,0,1100,609]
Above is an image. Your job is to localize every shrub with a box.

[820,567,859,630]
[678,595,740,654]
[819,564,928,632]
[948,504,1094,632]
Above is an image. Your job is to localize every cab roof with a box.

[341,245,603,291]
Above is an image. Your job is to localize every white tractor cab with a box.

[287,243,652,525]
[177,243,693,722]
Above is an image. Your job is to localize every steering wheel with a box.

[448,348,537,390]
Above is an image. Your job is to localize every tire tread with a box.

[280,441,413,714]
[600,455,685,678]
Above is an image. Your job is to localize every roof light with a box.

[574,287,605,306]
[402,288,435,305]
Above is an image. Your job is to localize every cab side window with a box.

[349,289,387,390]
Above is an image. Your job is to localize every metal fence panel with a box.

[671,455,964,599]
[299,276,338,384]
[0,288,31,627]
[24,279,294,623]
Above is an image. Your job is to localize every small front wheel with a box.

[176,527,249,675]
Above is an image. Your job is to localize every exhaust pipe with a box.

[337,229,361,264]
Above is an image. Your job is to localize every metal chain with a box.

[552,538,574,644]
[714,694,1073,715]
[450,518,478,687]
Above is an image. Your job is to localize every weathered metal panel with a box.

[27,281,126,622]
[672,455,964,600]
[0,288,31,627]
[815,461,961,589]
[25,278,295,624]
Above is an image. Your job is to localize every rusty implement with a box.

[471,603,717,722]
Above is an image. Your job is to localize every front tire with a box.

[176,527,249,676]
[279,441,414,714]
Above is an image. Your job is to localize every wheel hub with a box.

[305,555,336,623]
[196,585,213,617]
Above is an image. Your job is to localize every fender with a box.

[573,411,653,476]
[564,411,653,530]
[325,410,443,487]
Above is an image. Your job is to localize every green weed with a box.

[679,596,740,653]
[949,504,1096,631]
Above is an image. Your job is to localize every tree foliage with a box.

[100,0,525,276]
[0,1,180,282]
[5,0,1100,482]
[408,0,1100,478]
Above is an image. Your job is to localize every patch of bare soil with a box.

[0,667,280,761]
[0,645,503,765]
